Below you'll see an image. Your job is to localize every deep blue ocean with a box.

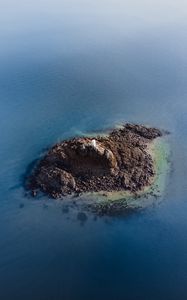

[0,1,187,299]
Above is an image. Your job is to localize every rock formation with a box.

[27,124,163,199]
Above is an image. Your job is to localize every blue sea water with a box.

[0,1,187,299]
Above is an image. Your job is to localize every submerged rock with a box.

[27,124,163,199]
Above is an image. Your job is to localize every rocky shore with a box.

[27,124,164,200]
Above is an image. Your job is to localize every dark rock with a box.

[27,123,163,199]
[77,212,88,223]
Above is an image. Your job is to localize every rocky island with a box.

[27,124,165,205]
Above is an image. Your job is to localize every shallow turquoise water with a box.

[0,1,187,299]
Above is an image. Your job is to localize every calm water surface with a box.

[0,1,187,299]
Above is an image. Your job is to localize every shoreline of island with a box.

[26,123,170,215]
[80,137,170,215]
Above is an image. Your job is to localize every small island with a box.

[27,124,167,208]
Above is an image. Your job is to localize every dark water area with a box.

[0,1,187,299]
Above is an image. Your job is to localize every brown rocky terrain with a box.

[27,124,163,198]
